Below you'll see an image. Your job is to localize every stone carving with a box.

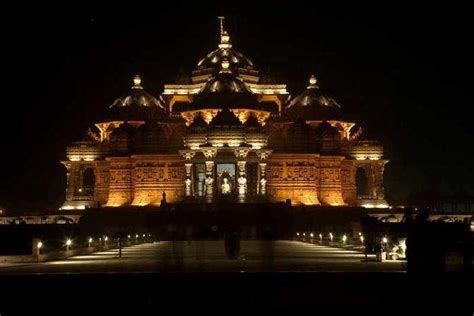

[238,176,247,196]
[260,177,267,195]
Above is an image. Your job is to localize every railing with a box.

[357,195,379,200]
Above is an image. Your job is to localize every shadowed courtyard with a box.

[0,240,404,273]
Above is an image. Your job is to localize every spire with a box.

[218,16,224,37]
[218,16,232,49]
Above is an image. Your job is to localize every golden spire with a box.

[218,16,231,49]
[218,16,224,37]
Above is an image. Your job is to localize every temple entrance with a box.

[216,163,236,196]
[194,163,206,197]
[355,167,369,197]
[78,166,95,196]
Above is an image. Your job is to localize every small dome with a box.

[111,75,164,109]
[287,74,342,120]
[108,75,165,121]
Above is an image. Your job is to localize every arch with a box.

[82,167,95,196]
[355,167,369,197]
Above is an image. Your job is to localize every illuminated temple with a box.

[60,18,388,211]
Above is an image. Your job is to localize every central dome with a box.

[200,61,251,94]
[197,47,254,71]
[188,61,260,110]
[197,29,254,72]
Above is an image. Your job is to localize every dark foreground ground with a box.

[0,241,472,311]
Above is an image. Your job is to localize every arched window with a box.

[355,167,368,197]
[82,168,95,196]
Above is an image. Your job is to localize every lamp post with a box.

[329,232,333,242]
[88,237,93,248]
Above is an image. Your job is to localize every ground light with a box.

[329,232,333,242]
[360,236,364,243]
[319,233,323,240]
[66,239,72,251]
[342,235,347,244]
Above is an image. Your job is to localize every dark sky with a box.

[2,2,473,212]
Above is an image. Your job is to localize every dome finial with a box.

[309,74,317,86]
[222,59,230,70]
[220,59,231,73]
[133,74,142,86]
[218,16,232,48]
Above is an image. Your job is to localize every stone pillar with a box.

[62,162,77,201]
[184,163,193,197]
[205,161,215,203]
[259,162,267,196]
[255,149,272,197]
[237,161,247,202]
[65,163,73,200]
[341,160,356,204]
[367,161,387,200]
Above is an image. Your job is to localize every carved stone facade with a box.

[60,17,389,210]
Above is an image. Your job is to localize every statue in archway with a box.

[221,178,231,194]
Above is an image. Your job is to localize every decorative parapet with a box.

[66,141,103,162]
[343,140,384,160]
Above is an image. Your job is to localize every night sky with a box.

[2,2,473,213]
